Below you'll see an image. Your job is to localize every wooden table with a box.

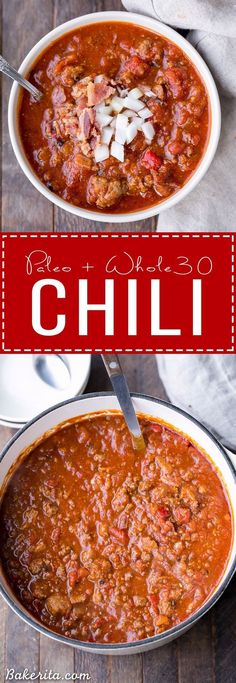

[0,354,235,683]
[0,0,236,681]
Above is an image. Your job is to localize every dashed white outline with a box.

[1,233,235,354]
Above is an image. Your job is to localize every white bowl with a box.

[8,11,221,224]
[0,353,91,427]
[0,392,235,654]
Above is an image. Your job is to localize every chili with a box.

[19,22,210,214]
[0,413,232,644]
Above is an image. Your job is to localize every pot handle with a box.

[224,447,236,471]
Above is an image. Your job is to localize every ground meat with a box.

[135,38,163,64]
[89,558,112,581]
[46,594,71,616]
[22,508,38,527]
[43,501,58,517]
[31,580,50,599]
[119,56,149,85]
[29,559,45,575]
[86,175,126,209]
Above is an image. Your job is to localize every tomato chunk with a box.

[168,140,185,155]
[149,593,159,611]
[124,55,149,77]
[165,66,188,98]
[141,150,162,171]
[156,506,170,521]
[66,559,79,589]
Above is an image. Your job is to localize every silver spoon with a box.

[102,354,145,452]
[34,354,71,390]
[0,55,43,101]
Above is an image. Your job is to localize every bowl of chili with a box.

[0,392,235,654]
[8,12,221,223]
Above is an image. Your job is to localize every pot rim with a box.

[8,10,221,224]
[0,391,235,652]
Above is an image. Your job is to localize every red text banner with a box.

[1,233,234,354]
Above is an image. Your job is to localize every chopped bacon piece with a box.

[72,77,91,100]
[76,95,88,114]
[87,81,115,107]
[52,86,66,105]
[79,108,94,140]
[54,52,78,75]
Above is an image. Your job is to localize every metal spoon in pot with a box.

[34,354,71,390]
[0,55,43,101]
[102,354,146,452]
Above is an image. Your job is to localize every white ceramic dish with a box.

[0,392,235,654]
[0,354,91,427]
[8,11,221,223]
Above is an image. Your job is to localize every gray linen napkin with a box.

[122,0,236,230]
[157,354,236,450]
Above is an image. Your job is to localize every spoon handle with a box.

[0,55,42,101]
[102,354,145,451]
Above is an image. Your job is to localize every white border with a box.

[1,233,234,353]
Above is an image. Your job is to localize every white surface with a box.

[0,354,91,426]
[0,393,235,654]
[8,11,221,223]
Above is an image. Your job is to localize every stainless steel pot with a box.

[0,392,235,655]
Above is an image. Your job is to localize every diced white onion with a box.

[101,126,113,145]
[116,113,129,130]
[94,74,104,83]
[95,104,112,115]
[94,144,110,162]
[142,122,155,140]
[126,121,139,144]
[129,87,143,100]
[117,87,129,98]
[95,113,113,128]
[144,89,155,97]
[123,109,137,118]
[123,96,145,112]
[138,107,152,120]
[111,140,124,162]
[115,128,127,144]
[110,96,124,113]
[133,116,143,130]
